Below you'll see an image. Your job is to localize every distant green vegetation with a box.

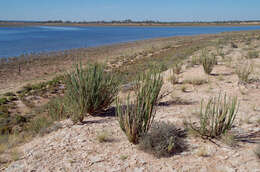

[2,19,260,26]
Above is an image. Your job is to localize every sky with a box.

[1,0,260,22]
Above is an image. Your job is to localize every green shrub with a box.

[221,132,237,147]
[169,72,179,85]
[201,51,217,75]
[96,131,113,143]
[188,94,239,138]
[231,42,238,48]
[236,62,253,84]
[216,46,225,59]
[247,51,259,59]
[255,144,260,159]
[47,97,67,121]
[172,61,183,74]
[0,97,8,105]
[66,63,119,123]
[3,92,16,97]
[191,56,201,66]
[183,77,208,86]
[116,70,163,144]
[138,121,184,157]
[27,116,53,135]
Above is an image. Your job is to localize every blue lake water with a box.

[1,25,260,58]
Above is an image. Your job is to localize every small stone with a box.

[89,156,103,163]
[233,153,240,157]
[139,159,147,165]
[133,167,145,172]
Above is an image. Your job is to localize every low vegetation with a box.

[116,69,163,144]
[66,63,119,123]
[190,55,201,66]
[47,97,67,121]
[196,146,209,157]
[183,77,208,86]
[187,93,239,139]
[201,50,217,75]
[221,132,237,147]
[172,60,183,74]
[255,144,260,159]
[247,51,259,59]
[169,73,179,85]
[139,121,186,157]
[97,131,113,143]
[236,62,253,84]
[27,116,53,136]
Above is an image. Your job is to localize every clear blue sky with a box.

[1,0,260,21]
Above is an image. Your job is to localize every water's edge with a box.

[1,25,260,58]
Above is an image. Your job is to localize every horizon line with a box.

[1,19,260,23]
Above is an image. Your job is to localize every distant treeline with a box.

[1,19,260,24]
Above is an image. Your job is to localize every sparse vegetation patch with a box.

[66,63,119,123]
[116,69,163,144]
[236,62,253,84]
[187,93,239,139]
[201,50,217,75]
[138,121,186,157]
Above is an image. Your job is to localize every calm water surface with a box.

[1,25,260,58]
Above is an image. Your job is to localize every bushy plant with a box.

[169,72,179,85]
[255,144,260,159]
[236,62,253,84]
[201,50,217,75]
[27,116,53,135]
[231,42,238,48]
[116,69,163,144]
[191,55,201,66]
[183,77,208,86]
[96,131,113,143]
[188,93,239,138]
[139,121,185,157]
[66,63,119,123]
[172,60,183,74]
[247,51,259,59]
[47,97,67,121]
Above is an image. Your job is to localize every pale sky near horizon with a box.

[1,0,260,21]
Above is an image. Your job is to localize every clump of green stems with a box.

[116,69,163,144]
[201,49,217,75]
[247,51,259,59]
[236,62,253,84]
[66,63,119,123]
[172,60,183,74]
[188,93,239,138]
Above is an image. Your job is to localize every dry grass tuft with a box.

[138,121,187,157]
[97,131,113,143]
[183,77,208,86]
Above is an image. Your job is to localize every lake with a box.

[1,25,260,58]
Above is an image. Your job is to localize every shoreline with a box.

[0,30,259,94]
[0,21,260,28]
[1,27,260,59]
[1,22,260,28]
